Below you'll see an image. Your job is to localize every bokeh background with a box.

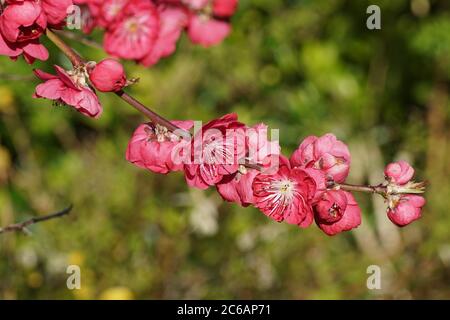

[1,0,449,299]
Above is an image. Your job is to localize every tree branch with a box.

[0,205,73,235]
[45,29,190,139]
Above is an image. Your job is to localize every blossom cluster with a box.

[126,114,426,236]
[0,0,238,66]
[0,0,426,236]
[0,0,72,63]
[73,0,238,66]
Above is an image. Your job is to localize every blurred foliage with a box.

[1,0,449,299]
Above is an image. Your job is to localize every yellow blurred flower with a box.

[99,287,134,300]
[0,86,14,113]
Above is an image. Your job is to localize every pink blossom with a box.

[216,168,259,207]
[0,1,47,43]
[97,0,128,27]
[252,156,316,227]
[184,113,246,190]
[187,14,230,47]
[216,123,280,207]
[104,0,160,61]
[33,65,102,118]
[387,195,425,227]
[89,58,127,92]
[315,191,361,236]
[41,0,73,27]
[0,0,49,63]
[126,120,194,174]
[384,160,414,185]
[213,0,238,17]
[290,133,351,183]
[140,5,189,67]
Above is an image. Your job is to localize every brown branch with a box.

[0,205,73,235]
[45,29,190,139]
[328,181,387,196]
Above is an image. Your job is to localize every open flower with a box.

[140,4,189,67]
[0,1,47,44]
[252,156,316,227]
[216,123,280,206]
[126,120,194,174]
[104,0,160,61]
[0,0,49,63]
[41,0,73,27]
[387,195,425,227]
[291,134,351,183]
[314,191,361,236]
[33,65,102,118]
[184,113,246,189]
[185,0,236,47]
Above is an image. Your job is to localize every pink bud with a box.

[384,160,415,185]
[387,195,425,227]
[315,190,348,224]
[315,192,361,236]
[89,58,127,92]
[290,134,351,183]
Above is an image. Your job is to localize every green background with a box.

[0,0,449,299]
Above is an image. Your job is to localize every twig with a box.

[0,205,73,235]
[45,29,190,139]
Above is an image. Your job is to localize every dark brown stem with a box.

[0,205,73,235]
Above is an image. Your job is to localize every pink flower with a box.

[216,168,259,207]
[33,65,102,118]
[97,0,128,27]
[290,134,351,183]
[252,156,316,227]
[184,113,246,190]
[89,58,127,92]
[387,195,425,227]
[140,5,189,67]
[315,191,361,236]
[212,0,238,17]
[0,32,48,63]
[187,14,230,47]
[384,160,414,185]
[216,123,280,206]
[0,0,49,63]
[126,120,194,174]
[41,0,73,27]
[0,1,47,43]
[104,0,160,61]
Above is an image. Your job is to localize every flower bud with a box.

[89,58,127,92]
[387,195,425,227]
[314,190,347,224]
[384,160,414,185]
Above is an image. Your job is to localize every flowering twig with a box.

[0,205,73,235]
[45,29,191,139]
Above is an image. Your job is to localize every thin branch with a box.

[328,181,387,196]
[0,205,73,235]
[45,29,190,139]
